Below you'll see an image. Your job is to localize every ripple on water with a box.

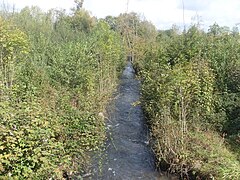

[88,62,172,180]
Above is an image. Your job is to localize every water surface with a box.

[88,62,171,180]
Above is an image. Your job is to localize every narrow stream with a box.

[88,62,171,180]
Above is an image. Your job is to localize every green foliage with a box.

[0,17,29,89]
[135,24,240,178]
[111,12,157,64]
[0,7,126,179]
[1,4,239,179]
[70,9,96,33]
[0,87,65,178]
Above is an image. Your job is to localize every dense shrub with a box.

[0,8,125,179]
[135,25,240,179]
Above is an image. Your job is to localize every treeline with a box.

[133,24,240,178]
[0,5,126,179]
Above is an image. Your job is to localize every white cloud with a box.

[84,0,185,29]
[2,0,75,11]
[205,0,240,26]
[1,0,240,30]
[84,0,126,17]
[178,0,211,11]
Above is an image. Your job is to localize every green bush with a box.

[136,25,240,179]
[0,9,126,179]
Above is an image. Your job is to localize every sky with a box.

[1,0,240,30]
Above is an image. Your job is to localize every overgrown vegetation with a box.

[1,2,239,179]
[133,24,240,178]
[0,5,125,179]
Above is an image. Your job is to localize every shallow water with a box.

[87,62,172,180]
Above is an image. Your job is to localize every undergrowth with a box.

[0,7,126,179]
[135,25,240,179]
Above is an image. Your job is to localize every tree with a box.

[104,15,117,30]
[208,23,221,36]
[116,13,157,62]
[232,26,239,36]
[70,9,96,33]
[0,18,29,89]
[74,0,84,10]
